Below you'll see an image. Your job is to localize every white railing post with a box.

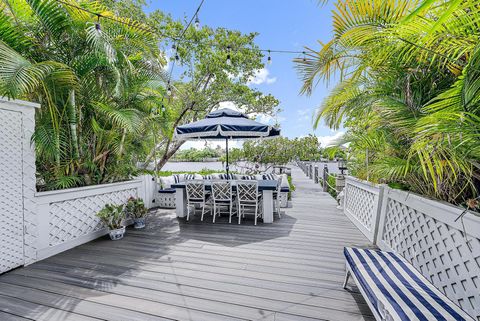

[342,176,384,243]
[322,165,329,192]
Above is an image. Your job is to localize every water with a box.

[161,161,343,174]
[162,161,225,172]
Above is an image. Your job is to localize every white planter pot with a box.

[133,217,146,229]
[108,227,126,240]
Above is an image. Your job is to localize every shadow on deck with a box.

[0,167,374,321]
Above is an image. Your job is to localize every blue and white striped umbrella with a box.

[174,108,280,140]
[174,108,280,175]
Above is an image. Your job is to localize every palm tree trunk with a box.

[119,128,126,157]
[68,89,80,160]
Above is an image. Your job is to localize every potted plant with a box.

[96,204,126,240]
[125,197,148,229]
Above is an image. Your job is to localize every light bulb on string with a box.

[95,15,101,31]
[166,81,172,96]
[267,50,272,65]
[194,14,200,30]
[226,45,232,65]
[302,51,306,62]
[161,103,166,113]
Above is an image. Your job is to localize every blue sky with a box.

[146,0,343,146]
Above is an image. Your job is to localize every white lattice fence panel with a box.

[343,177,383,242]
[345,185,375,229]
[378,188,480,320]
[157,192,176,208]
[0,109,24,273]
[48,188,137,246]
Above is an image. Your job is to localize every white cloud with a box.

[247,68,277,85]
[297,108,311,117]
[296,108,314,123]
[317,132,345,148]
[218,101,241,111]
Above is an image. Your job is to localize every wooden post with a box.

[314,166,319,184]
[323,164,329,192]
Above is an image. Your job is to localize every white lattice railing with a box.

[35,180,144,260]
[343,177,480,320]
[343,176,384,242]
[0,99,39,274]
[377,187,480,320]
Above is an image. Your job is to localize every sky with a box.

[145,0,343,149]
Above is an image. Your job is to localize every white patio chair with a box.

[236,180,262,225]
[211,180,235,223]
[185,180,210,221]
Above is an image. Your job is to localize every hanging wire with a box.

[53,0,305,55]
[53,0,475,71]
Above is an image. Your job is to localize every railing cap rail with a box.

[346,175,383,188]
[1,97,40,109]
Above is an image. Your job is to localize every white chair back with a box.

[186,180,205,202]
[236,180,258,203]
[212,180,232,202]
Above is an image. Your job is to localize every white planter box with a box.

[35,179,144,260]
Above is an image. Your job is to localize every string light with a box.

[166,81,172,96]
[95,15,101,31]
[161,103,166,113]
[226,45,232,65]
[194,14,200,30]
[267,50,272,65]
[302,51,306,62]
[55,0,309,59]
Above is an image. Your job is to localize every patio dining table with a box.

[171,180,278,223]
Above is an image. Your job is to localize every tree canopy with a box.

[0,0,279,190]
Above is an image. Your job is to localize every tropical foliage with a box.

[227,135,328,173]
[0,0,278,191]
[296,0,480,204]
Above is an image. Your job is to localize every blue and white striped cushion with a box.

[172,174,181,184]
[262,173,277,180]
[344,247,474,321]
[242,175,255,180]
[203,174,213,180]
[219,173,235,180]
[184,174,196,180]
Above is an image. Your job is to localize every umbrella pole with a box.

[225,138,229,176]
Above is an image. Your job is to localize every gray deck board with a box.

[0,166,373,320]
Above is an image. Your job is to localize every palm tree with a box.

[296,0,480,203]
[0,0,168,190]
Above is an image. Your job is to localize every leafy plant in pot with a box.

[96,204,126,240]
[125,197,148,229]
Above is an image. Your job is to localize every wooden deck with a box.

[0,167,374,321]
